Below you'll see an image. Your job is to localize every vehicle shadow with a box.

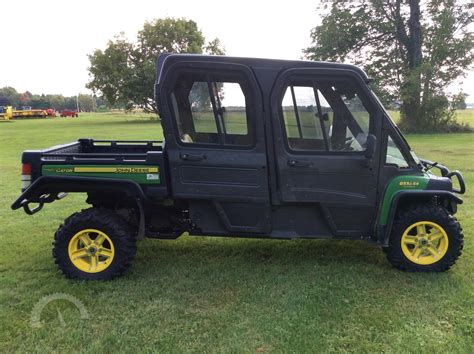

[133,236,390,277]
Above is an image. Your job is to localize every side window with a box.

[332,92,370,152]
[386,135,409,168]
[188,81,218,135]
[282,86,326,151]
[171,73,253,147]
[280,78,372,153]
[220,83,248,136]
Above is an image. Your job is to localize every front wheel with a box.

[385,204,463,272]
[53,208,137,280]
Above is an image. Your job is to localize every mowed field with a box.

[0,112,473,352]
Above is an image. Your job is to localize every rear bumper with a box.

[11,175,150,214]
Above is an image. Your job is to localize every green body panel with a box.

[41,164,160,185]
[378,174,429,225]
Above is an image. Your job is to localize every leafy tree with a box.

[48,95,67,111]
[18,91,33,108]
[87,18,224,113]
[305,0,473,132]
[78,94,94,112]
[0,87,100,112]
[64,96,78,110]
[0,87,20,107]
[28,94,50,109]
[95,95,108,108]
[451,91,468,110]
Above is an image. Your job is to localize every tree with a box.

[64,97,78,110]
[87,18,224,113]
[305,0,473,132]
[451,91,468,110]
[28,94,50,109]
[78,94,94,112]
[0,87,20,107]
[48,95,67,111]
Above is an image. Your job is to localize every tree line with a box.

[4,3,471,131]
[87,5,472,133]
[304,0,473,132]
[0,87,108,112]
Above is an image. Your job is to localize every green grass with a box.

[387,109,474,127]
[456,109,474,126]
[0,112,473,352]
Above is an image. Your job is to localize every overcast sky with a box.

[1,0,473,100]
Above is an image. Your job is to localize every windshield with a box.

[386,135,409,168]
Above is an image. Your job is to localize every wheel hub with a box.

[67,229,115,273]
[400,221,449,265]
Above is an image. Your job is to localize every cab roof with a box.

[155,53,370,85]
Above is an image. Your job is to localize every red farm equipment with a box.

[60,110,79,118]
[45,109,56,117]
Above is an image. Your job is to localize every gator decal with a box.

[378,175,429,225]
[42,165,160,184]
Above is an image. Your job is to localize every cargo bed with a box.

[12,139,168,214]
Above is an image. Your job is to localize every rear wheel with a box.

[385,204,463,272]
[53,208,136,280]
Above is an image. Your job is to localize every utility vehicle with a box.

[12,54,466,280]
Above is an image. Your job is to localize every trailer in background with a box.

[1,106,58,119]
[12,107,48,118]
[60,109,79,117]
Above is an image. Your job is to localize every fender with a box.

[11,176,148,213]
[377,190,463,246]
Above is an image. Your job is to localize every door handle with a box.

[288,159,311,167]
[180,153,205,161]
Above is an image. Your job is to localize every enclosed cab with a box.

[12,54,465,280]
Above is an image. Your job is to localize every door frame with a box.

[269,67,384,236]
[158,60,271,234]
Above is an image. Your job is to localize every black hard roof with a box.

[155,53,369,84]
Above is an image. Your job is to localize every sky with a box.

[1,0,473,100]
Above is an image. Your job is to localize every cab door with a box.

[271,68,382,236]
[159,61,270,234]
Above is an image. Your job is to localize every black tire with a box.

[53,208,136,280]
[385,204,463,272]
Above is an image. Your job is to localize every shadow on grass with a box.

[135,236,387,271]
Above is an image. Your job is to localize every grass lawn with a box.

[0,112,473,352]
[387,108,474,127]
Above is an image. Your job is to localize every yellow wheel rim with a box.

[68,229,115,273]
[401,221,449,265]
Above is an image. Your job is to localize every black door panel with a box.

[166,147,268,201]
[180,166,261,187]
[280,155,375,205]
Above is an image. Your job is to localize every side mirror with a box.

[364,134,377,159]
